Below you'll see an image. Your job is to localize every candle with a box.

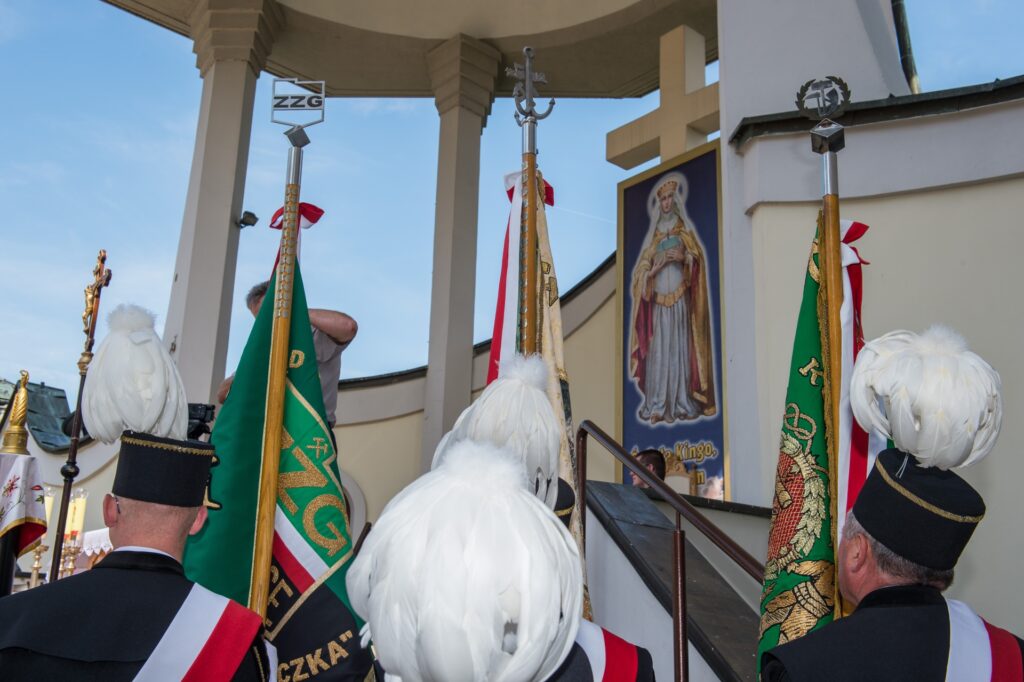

[43,485,56,526]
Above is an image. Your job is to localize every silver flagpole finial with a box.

[796,76,850,195]
[507,47,554,154]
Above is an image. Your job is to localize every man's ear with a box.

[102,494,118,529]
[847,532,870,574]
[188,506,209,536]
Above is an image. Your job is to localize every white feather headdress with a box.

[850,325,1002,469]
[81,304,188,443]
[431,354,561,508]
[347,440,582,682]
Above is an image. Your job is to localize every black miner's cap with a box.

[554,478,576,531]
[853,449,985,571]
[113,430,214,507]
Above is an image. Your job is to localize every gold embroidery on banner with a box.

[289,350,305,368]
[119,435,213,456]
[306,437,329,460]
[268,565,295,611]
[278,446,328,514]
[266,549,353,640]
[303,493,349,557]
[808,237,821,284]
[874,458,985,523]
[759,560,835,644]
[799,358,824,387]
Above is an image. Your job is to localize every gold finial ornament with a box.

[1,370,31,455]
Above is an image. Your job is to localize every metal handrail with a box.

[575,420,766,681]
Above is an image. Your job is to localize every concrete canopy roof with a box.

[104,0,717,98]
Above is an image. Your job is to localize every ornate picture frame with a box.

[615,141,729,500]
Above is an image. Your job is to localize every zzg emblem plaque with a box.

[272,79,326,128]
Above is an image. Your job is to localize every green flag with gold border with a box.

[756,218,838,671]
[184,264,371,680]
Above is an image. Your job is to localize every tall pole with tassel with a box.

[508,47,554,354]
[50,251,111,581]
[249,80,325,616]
[810,118,846,616]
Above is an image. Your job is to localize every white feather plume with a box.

[431,354,561,508]
[81,304,188,443]
[850,325,1002,469]
[347,440,582,682]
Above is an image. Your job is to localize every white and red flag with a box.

[486,170,590,605]
[834,219,886,539]
[487,171,555,382]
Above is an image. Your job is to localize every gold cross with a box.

[306,437,329,460]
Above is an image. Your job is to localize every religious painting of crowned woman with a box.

[617,142,729,499]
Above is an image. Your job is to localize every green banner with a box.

[184,264,369,679]
[757,217,837,670]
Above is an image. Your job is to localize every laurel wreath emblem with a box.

[795,76,852,120]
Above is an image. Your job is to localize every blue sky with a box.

[1,0,1022,395]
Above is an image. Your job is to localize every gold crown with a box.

[656,181,678,199]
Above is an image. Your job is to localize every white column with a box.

[164,0,281,403]
[421,35,499,468]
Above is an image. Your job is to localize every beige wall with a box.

[335,292,623,525]
[563,295,620,485]
[335,411,424,523]
[751,175,1024,631]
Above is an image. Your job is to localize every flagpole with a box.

[250,126,307,616]
[249,81,326,616]
[810,119,846,616]
[508,47,554,354]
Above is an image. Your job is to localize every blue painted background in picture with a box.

[619,144,727,499]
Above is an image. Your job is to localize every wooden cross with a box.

[606,25,720,169]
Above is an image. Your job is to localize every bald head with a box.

[103,494,207,561]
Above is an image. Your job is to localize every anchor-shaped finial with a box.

[506,47,555,126]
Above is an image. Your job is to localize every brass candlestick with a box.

[61,542,82,579]
[28,543,48,588]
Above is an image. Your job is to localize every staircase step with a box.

[587,482,759,682]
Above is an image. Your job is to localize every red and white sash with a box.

[575,620,640,681]
[946,598,1024,682]
[134,583,267,681]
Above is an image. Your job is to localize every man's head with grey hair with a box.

[245,280,271,316]
[839,511,954,606]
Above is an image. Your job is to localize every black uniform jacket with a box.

[0,550,270,681]
[761,584,1024,682]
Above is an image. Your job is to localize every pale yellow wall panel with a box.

[336,411,423,523]
[751,175,1024,631]
[564,295,619,484]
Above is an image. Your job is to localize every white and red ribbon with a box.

[269,202,324,230]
